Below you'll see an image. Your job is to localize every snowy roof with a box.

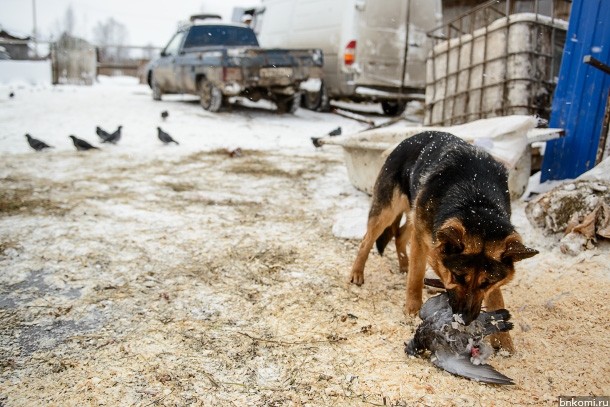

[0,29,31,41]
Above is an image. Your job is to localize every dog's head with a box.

[431,218,538,325]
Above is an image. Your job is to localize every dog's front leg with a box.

[485,288,515,353]
[405,234,427,315]
[350,214,387,285]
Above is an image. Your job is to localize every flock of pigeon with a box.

[24,110,178,151]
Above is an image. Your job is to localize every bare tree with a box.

[64,5,76,36]
[93,18,130,62]
[50,4,77,40]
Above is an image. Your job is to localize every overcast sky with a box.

[0,0,260,47]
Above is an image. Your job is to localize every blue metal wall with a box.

[540,0,610,181]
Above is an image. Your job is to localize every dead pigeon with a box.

[161,110,169,120]
[157,127,179,145]
[328,126,342,136]
[25,134,53,151]
[96,126,111,142]
[102,125,122,144]
[405,292,514,385]
[69,135,99,151]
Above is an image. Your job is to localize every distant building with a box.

[51,32,96,85]
[0,29,31,60]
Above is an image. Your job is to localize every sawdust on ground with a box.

[0,147,609,406]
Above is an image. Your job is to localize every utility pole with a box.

[32,0,38,58]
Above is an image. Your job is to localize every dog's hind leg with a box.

[484,288,515,353]
[350,209,397,285]
[351,188,410,285]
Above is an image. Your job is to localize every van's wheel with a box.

[303,82,330,112]
[276,92,301,114]
[151,75,162,101]
[381,100,406,116]
[199,80,223,112]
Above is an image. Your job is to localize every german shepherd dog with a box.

[350,131,538,351]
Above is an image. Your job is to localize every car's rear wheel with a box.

[276,92,300,114]
[381,100,406,116]
[199,80,223,112]
[151,76,162,101]
[303,81,330,112]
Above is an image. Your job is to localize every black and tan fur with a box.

[350,131,538,351]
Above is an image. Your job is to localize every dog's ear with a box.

[502,238,539,262]
[436,219,465,254]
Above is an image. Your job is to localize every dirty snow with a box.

[0,77,609,406]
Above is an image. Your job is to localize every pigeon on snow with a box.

[103,125,122,144]
[157,127,179,145]
[69,135,99,151]
[96,126,121,144]
[312,126,343,147]
[161,110,169,120]
[328,126,342,136]
[405,292,514,385]
[25,134,53,151]
[96,126,111,141]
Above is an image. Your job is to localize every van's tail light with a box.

[344,40,356,66]
[223,67,242,81]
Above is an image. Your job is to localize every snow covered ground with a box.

[0,77,608,406]
[0,75,368,155]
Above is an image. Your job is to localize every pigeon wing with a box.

[36,140,51,150]
[96,127,111,141]
[432,349,514,385]
[30,138,50,150]
[419,293,450,320]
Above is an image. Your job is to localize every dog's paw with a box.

[349,270,364,286]
[404,298,422,316]
[489,332,514,354]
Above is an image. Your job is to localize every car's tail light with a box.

[344,40,356,66]
[223,67,242,81]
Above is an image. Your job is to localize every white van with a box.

[254,0,441,115]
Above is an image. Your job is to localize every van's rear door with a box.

[355,0,440,91]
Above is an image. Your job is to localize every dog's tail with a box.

[375,215,403,255]
[376,226,394,255]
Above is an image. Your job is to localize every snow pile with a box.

[0,60,52,86]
